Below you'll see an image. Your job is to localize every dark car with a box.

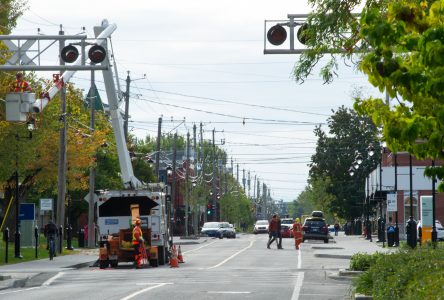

[302,217,329,243]
[280,224,293,238]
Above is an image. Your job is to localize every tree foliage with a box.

[354,0,444,190]
[309,106,380,219]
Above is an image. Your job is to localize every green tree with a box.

[354,0,444,189]
[309,106,380,219]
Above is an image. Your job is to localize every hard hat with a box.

[295,218,300,223]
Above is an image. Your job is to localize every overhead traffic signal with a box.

[267,24,287,46]
[60,44,107,64]
[60,45,79,63]
[88,44,106,63]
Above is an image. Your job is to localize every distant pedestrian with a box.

[12,72,32,92]
[293,218,302,250]
[334,222,340,236]
[267,215,278,249]
[277,215,283,249]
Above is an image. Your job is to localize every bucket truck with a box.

[3,20,168,268]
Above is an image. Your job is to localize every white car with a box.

[253,220,269,234]
[417,220,444,241]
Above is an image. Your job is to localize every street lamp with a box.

[406,154,417,249]
[14,121,34,258]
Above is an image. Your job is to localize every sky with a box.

[11,0,382,202]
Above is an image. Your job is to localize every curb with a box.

[355,293,373,300]
[67,260,97,269]
[314,253,352,259]
[175,238,208,246]
[0,275,11,281]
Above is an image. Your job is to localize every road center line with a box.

[42,271,65,286]
[291,272,305,300]
[207,240,254,269]
[183,240,217,254]
[120,283,172,300]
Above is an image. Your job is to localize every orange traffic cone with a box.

[178,245,184,263]
[170,245,179,268]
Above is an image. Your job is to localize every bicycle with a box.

[48,235,56,260]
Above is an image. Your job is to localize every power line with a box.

[137,88,331,117]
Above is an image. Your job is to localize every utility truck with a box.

[3,20,168,268]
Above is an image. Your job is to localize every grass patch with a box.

[352,243,444,299]
[0,234,81,266]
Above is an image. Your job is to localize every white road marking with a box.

[207,240,255,269]
[183,240,218,254]
[291,272,304,300]
[297,248,302,269]
[0,287,40,295]
[42,271,65,286]
[120,283,172,300]
[208,291,251,294]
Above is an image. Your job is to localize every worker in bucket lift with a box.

[132,218,143,268]
[12,72,32,92]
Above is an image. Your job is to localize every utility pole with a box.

[171,133,177,244]
[212,128,216,221]
[247,171,251,198]
[185,131,190,236]
[155,116,162,177]
[263,183,267,219]
[57,25,67,243]
[124,71,130,141]
[123,72,146,141]
[87,69,96,249]
[242,168,246,194]
[200,123,207,223]
[193,124,198,235]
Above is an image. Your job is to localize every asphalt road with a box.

[0,234,353,300]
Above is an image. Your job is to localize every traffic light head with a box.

[207,203,212,215]
[88,44,107,64]
[267,24,287,46]
[61,45,79,63]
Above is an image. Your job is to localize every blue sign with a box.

[19,203,35,221]
[105,218,119,225]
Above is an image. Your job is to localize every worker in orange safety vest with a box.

[132,218,143,268]
[12,72,32,92]
[293,218,303,250]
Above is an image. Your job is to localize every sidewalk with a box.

[0,236,208,291]
[314,233,394,260]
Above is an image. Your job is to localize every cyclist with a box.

[44,221,58,258]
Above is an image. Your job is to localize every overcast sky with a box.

[12,0,382,202]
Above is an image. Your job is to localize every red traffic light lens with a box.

[61,45,79,63]
[88,44,106,64]
[267,25,287,46]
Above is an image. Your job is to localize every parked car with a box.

[281,218,294,230]
[311,211,324,218]
[280,224,293,238]
[302,217,329,243]
[416,220,444,241]
[253,220,269,234]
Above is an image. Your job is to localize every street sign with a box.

[83,192,99,203]
[40,198,53,211]
[420,196,433,227]
[387,192,397,212]
[19,203,35,220]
